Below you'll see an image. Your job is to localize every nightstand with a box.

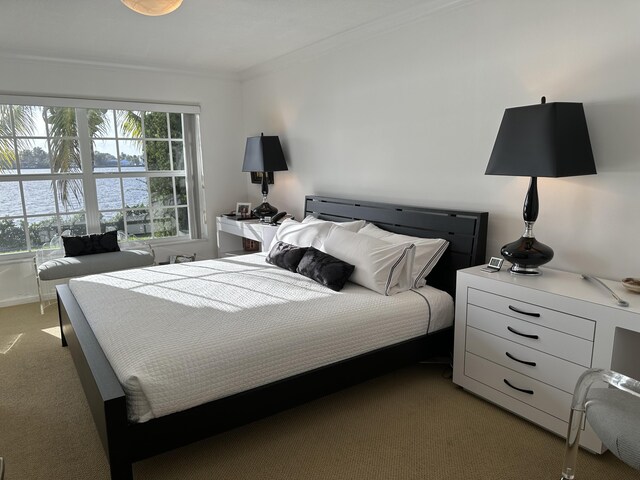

[453,265,640,453]
[216,216,279,257]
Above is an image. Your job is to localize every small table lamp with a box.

[485,97,596,275]
[242,133,288,221]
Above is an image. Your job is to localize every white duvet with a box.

[68,253,453,423]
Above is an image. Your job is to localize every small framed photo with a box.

[236,202,252,218]
[170,254,196,264]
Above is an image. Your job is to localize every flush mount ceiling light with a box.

[121,0,183,16]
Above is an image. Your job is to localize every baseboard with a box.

[0,295,40,308]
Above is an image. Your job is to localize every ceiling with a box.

[0,0,453,77]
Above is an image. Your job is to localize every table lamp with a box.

[485,97,596,275]
[242,133,288,221]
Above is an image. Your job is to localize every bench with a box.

[34,232,155,314]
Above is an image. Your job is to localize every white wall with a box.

[0,56,245,306]
[242,0,640,281]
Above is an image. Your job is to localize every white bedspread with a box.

[68,253,453,422]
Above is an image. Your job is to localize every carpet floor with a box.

[0,302,638,480]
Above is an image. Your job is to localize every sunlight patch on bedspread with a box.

[76,256,334,312]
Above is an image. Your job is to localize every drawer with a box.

[466,327,588,393]
[464,352,572,423]
[218,219,263,243]
[467,304,593,367]
[468,288,595,341]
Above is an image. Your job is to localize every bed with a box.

[57,195,488,479]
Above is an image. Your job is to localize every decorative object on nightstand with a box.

[242,133,288,222]
[622,278,640,293]
[235,202,252,219]
[581,274,629,307]
[485,97,597,275]
[480,256,504,273]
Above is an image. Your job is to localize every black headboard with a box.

[304,195,488,298]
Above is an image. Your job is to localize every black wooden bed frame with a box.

[57,195,488,479]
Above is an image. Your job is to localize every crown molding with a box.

[0,51,240,82]
[239,0,479,82]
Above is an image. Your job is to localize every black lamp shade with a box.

[242,135,288,173]
[486,102,596,178]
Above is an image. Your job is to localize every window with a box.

[0,97,203,255]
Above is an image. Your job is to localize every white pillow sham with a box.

[270,219,333,250]
[301,215,366,232]
[358,223,449,288]
[322,225,414,295]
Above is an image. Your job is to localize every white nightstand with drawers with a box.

[453,265,640,453]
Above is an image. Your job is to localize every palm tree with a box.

[0,105,36,169]
[47,106,83,207]
[0,105,143,209]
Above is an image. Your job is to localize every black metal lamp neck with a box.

[523,176,539,223]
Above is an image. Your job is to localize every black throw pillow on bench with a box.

[266,241,308,272]
[62,230,120,257]
[297,246,355,292]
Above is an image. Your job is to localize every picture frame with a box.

[235,202,252,218]
[170,254,196,264]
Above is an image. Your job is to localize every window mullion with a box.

[183,115,202,239]
[76,109,100,233]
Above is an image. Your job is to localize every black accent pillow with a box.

[266,241,308,272]
[296,247,355,292]
[62,230,120,257]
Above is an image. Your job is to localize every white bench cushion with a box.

[37,250,154,281]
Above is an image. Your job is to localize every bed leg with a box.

[60,323,67,347]
[110,459,134,480]
[57,299,68,347]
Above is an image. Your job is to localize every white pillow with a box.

[358,223,449,288]
[301,215,366,232]
[270,219,333,250]
[322,225,414,295]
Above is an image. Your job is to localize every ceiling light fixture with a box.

[121,0,183,16]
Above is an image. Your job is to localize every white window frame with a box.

[0,94,205,258]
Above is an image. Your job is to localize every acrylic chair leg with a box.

[34,259,45,315]
[561,407,585,479]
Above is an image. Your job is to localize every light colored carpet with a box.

[1,302,638,480]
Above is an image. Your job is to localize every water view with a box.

[0,167,151,218]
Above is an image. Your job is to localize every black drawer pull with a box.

[506,351,537,367]
[504,379,534,395]
[507,326,539,340]
[508,305,541,317]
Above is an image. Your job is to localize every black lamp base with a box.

[252,202,278,222]
[500,236,554,275]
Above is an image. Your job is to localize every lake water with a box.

[0,167,149,218]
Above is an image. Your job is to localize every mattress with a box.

[68,253,453,423]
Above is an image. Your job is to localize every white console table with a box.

[453,265,640,453]
[216,216,279,257]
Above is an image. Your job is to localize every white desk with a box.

[453,265,640,453]
[216,216,279,257]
